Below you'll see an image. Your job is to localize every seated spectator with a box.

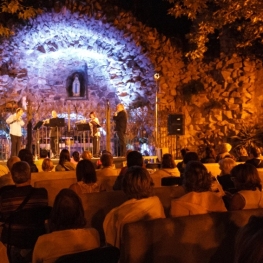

[234,216,263,263]
[236,146,249,162]
[69,159,105,195]
[41,158,54,172]
[0,161,48,263]
[201,145,216,163]
[223,163,263,210]
[0,241,9,263]
[217,158,236,193]
[245,146,263,168]
[178,151,199,177]
[81,150,93,160]
[0,156,20,189]
[55,149,76,171]
[113,151,143,191]
[71,151,80,165]
[96,153,118,177]
[103,166,165,248]
[170,161,227,217]
[176,147,189,175]
[215,143,234,162]
[152,153,178,178]
[32,189,100,263]
[18,148,38,173]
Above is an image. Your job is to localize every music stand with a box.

[76,123,91,151]
[49,118,65,156]
[89,121,101,156]
[33,121,44,158]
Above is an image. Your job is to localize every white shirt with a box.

[6,113,24,136]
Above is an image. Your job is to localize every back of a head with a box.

[76,159,97,183]
[249,146,261,158]
[183,151,199,164]
[162,153,176,168]
[11,161,31,184]
[205,146,216,159]
[231,163,261,191]
[235,216,263,263]
[59,149,70,164]
[239,147,248,156]
[18,149,34,164]
[184,161,211,192]
[100,153,113,167]
[219,143,232,154]
[72,151,80,162]
[127,151,143,167]
[180,147,189,158]
[219,158,236,175]
[42,158,54,172]
[49,189,86,232]
[122,166,153,199]
[7,156,21,171]
[82,150,92,160]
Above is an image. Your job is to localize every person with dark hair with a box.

[170,161,226,217]
[178,151,199,177]
[152,153,178,178]
[201,145,216,163]
[18,149,38,173]
[55,149,76,171]
[113,103,127,157]
[176,147,189,175]
[96,153,118,177]
[32,189,100,263]
[103,166,165,248]
[69,159,105,195]
[6,108,25,157]
[236,147,249,162]
[41,158,54,172]
[223,163,263,210]
[113,150,144,191]
[234,216,263,263]
[245,146,263,168]
[0,161,48,263]
[71,151,80,165]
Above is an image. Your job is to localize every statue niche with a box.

[66,72,87,99]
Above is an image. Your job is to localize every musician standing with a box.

[89,111,101,157]
[6,108,25,157]
[44,110,60,158]
[113,103,127,157]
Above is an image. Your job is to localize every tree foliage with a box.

[167,0,263,59]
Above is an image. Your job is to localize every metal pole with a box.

[106,100,110,152]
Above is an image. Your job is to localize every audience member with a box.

[152,153,178,178]
[0,161,48,263]
[18,148,38,173]
[32,189,100,263]
[215,143,234,162]
[217,158,236,193]
[234,216,263,263]
[113,151,143,191]
[223,163,263,210]
[0,156,20,189]
[81,150,93,160]
[71,151,80,165]
[41,158,54,172]
[103,166,165,248]
[201,145,216,163]
[69,159,105,195]
[178,151,199,177]
[55,149,76,171]
[0,241,9,263]
[170,161,227,217]
[236,147,249,162]
[245,146,263,168]
[96,153,118,177]
[176,147,189,175]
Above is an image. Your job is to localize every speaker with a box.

[168,114,185,135]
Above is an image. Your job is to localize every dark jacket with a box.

[113,110,127,133]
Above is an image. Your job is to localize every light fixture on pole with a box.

[154,73,160,149]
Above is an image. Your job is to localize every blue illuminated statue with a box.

[72,74,80,97]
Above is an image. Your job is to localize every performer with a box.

[44,110,60,158]
[113,103,127,156]
[89,111,101,157]
[6,108,25,157]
